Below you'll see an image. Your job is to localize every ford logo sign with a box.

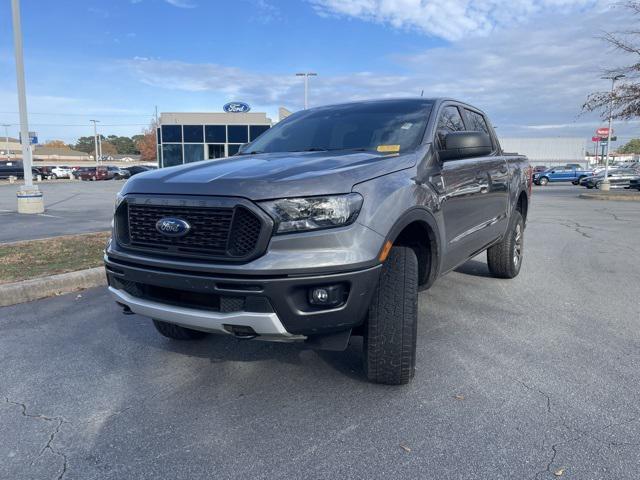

[155,217,191,237]
[223,102,251,113]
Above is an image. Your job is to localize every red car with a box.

[73,166,113,181]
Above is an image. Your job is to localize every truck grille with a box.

[116,197,269,261]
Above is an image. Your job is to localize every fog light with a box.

[308,284,345,307]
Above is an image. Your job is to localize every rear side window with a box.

[464,109,489,134]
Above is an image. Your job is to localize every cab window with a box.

[436,106,465,146]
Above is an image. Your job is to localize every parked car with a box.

[106,166,131,180]
[73,166,114,181]
[123,165,155,176]
[51,165,73,179]
[583,169,640,189]
[533,166,593,185]
[629,178,640,190]
[0,161,39,179]
[106,98,531,385]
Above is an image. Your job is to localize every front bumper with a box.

[105,253,382,337]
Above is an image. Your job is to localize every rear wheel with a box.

[539,177,549,186]
[363,246,418,385]
[152,320,209,340]
[487,210,524,279]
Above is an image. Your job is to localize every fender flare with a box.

[385,207,442,287]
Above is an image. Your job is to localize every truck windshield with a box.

[243,100,433,155]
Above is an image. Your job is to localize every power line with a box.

[0,122,150,127]
[0,111,154,117]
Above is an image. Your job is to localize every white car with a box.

[50,166,73,179]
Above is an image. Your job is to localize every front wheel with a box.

[539,177,549,186]
[152,320,209,340]
[363,246,418,385]
[487,210,524,279]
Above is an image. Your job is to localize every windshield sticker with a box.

[377,145,401,153]
[400,122,413,130]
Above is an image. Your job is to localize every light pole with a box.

[2,124,9,160]
[90,119,100,165]
[11,0,44,214]
[295,72,317,109]
[601,74,624,192]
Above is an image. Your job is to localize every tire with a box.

[595,181,602,189]
[51,174,58,180]
[91,175,97,181]
[539,177,549,186]
[152,320,209,340]
[487,210,524,279]
[363,246,418,385]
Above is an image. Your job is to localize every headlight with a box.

[259,193,363,234]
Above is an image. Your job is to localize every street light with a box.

[11,0,44,214]
[295,72,317,109]
[601,74,625,192]
[90,119,100,165]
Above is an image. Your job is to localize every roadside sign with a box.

[596,127,611,137]
[600,141,608,147]
[18,131,38,144]
[592,137,601,142]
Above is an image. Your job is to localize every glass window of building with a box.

[227,125,249,143]
[227,144,242,156]
[250,125,270,141]
[162,125,182,143]
[205,125,226,143]
[208,144,226,159]
[162,144,183,167]
[183,125,204,143]
[184,144,204,163]
[156,127,161,144]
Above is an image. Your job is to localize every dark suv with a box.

[106,98,530,385]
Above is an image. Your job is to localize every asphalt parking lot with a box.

[1,186,639,479]
[0,181,122,242]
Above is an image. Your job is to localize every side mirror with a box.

[439,131,492,161]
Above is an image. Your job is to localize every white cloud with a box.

[165,0,197,8]
[310,0,599,41]
[125,5,637,139]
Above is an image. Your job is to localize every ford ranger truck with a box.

[106,98,530,385]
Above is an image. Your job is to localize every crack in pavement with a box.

[4,397,69,480]
[595,208,630,223]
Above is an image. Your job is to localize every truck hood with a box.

[121,150,417,200]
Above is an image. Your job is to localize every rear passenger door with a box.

[461,107,509,247]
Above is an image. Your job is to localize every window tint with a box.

[227,144,242,156]
[205,125,226,143]
[437,106,465,133]
[183,125,204,143]
[162,144,182,167]
[161,125,182,143]
[184,144,204,163]
[464,109,489,134]
[228,125,249,143]
[250,125,270,141]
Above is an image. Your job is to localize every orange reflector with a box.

[379,240,393,262]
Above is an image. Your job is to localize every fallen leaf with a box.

[454,394,465,400]
[554,468,565,476]
[399,444,411,453]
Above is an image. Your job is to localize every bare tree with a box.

[583,1,640,120]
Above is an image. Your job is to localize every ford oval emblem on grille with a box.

[155,217,191,237]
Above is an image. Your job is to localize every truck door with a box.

[434,105,486,271]
[462,108,510,248]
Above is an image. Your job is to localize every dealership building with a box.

[157,110,273,167]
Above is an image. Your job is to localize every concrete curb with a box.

[0,267,106,307]
[579,192,640,201]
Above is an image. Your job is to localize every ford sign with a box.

[155,217,191,237]
[223,102,251,113]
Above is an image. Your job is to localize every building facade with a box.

[158,112,272,168]
[499,137,587,168]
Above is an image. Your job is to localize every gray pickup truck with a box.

[106,98,530,385]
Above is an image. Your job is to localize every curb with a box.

[0,267,106,307]
[579,192,640,201]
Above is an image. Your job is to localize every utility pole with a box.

[2,124,9,160]
[90,119,99,165]
[601,74,625,191]
[11,0,43,213]
[295,72,317,109]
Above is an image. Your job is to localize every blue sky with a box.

[0,0,637,145]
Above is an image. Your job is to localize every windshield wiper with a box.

[237,150,264,155]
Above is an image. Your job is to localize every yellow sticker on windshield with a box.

[377,144,400,153]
